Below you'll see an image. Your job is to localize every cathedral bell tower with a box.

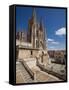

[28,8,37,48]
[28,8,47,50]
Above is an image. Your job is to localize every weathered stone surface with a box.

[16,61,62,84]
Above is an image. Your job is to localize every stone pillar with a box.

[34,72,36,82]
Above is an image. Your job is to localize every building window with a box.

[36,40,39,48]
[36,30,38,37]
[31,51,33,55]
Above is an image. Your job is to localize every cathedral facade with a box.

[27,8,46,49]
[16,8,49,66]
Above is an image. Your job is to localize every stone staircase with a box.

[16,62,34,83]
[16,59,61,84]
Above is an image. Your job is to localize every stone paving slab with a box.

[16,62,62,84]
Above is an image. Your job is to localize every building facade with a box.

[16,8,49,66]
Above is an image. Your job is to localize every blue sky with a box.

[16,6,66,50]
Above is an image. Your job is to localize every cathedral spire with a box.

[32,8,36,23]
[40,18,44,31]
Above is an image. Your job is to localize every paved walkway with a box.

[16,62,61,84]
[16,62,34,83]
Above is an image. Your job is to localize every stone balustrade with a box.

[19,59,34,80]
[36,60,66,81]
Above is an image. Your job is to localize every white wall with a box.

[0,0,69,90]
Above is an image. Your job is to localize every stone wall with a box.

[18,49,31,59]
[18,48,39,60]
[17,47,49,66]
[43,54,49,65]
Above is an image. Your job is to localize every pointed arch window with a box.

[36,40,39,48]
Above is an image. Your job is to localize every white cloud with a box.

[55,27,66,35]
[47,38,59,45]
[48,46,56,50]
[51,41,59,44]
[49,46,54,49]
[47,38,54,42]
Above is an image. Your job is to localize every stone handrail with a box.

[36,60,66,81]
[20,59,34,80]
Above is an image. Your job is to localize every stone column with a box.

[34,72,36,82]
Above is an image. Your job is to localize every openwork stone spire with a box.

[32,8,36,23]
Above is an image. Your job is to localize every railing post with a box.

[34,72,36,82]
